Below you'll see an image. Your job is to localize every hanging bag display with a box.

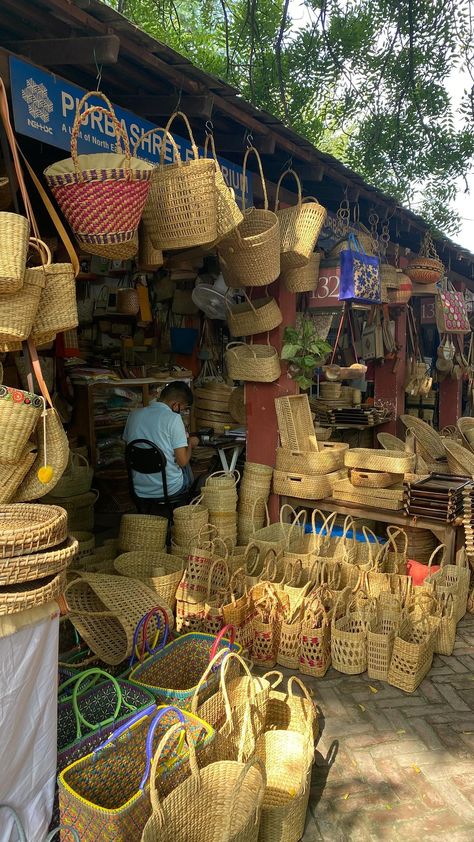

[339,233,381,304]
[435,279,470,334]
[274,169,327,270]
[0,79,30,293]
[140,112,217,250]
[218,146,280,288]
[0,238,48,349]
[44,90,153,258]
[225,289,282,337]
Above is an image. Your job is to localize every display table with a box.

[280,496,461,565]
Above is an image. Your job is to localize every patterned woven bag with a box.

[339,233,381,304]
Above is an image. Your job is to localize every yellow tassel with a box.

[38,464,54,484]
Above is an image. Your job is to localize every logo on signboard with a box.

[21,78,53,122]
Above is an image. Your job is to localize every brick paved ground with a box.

[302,611,474,841]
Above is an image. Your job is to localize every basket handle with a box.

[205,556,231,600]
[132,125,180,162]
[0,79,39,237]
[163,110,198,162]
[45,828,81,842]
[28,237,52,268]
[283,557,303,586]
[274,168,302,211]
[203,132,220,165]
[148,722,198,819]
[226,757,267,829]
[71,91,130,169]
[92,703,157,754]
[242,146,268,212]
[207,468,241,486]
[220,651,265,722]
[209,624,236,660]
[287,674,316,709]
[427,544,446,568]
[261,548,280,582]
[189,646,233,714]
[68,668,124,738]
[130,606,169,668]
[386,525,408,557]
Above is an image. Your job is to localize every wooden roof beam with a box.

[2,34,120,66]
[117,94,214,120]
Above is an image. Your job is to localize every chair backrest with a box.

[125,439,169,500]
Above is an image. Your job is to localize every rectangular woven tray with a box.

[275,395,318,452]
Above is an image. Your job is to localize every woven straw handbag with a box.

[275,169,327,271]
[204,132,244,244]
[44,91,153,258]
[140,112,217,250]
[331,586,372,675]
[218,146,280,288]
[0,383,43,465]
[226,289,282,337]
[225,340,281,382]
[299,594,332,678]
[47,451,94,498]
[141,723,265,842]
[367,595,402,681]
[0,237,48,349]
[387,614,437,692]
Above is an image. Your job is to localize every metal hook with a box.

[282,156,293,172]
[175,87,183,112]
[93,48,102,91]
[205,119,214,136]
[244,130,254,149]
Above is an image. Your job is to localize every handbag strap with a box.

[242,146,268,212]
[274,168,302,211]
[0,79,38,235]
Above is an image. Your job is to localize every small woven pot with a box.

[405,256,443,285]
[226,290,282,337]
[0,211,29,293]
[218,147,280,288]
[282,250,321,293]
[225,341,281,383]
[388,273,412,304]
[116,288,140,315]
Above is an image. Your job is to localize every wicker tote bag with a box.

[226,289,282,337]
[141,723,266,842]
[218,146,280,288]
[0,80,30,294]
[0,238,47,349]
[274,169,327,271]
[204,132,244,244]
[44,91,153,258]
[140,112,217,250]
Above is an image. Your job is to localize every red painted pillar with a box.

[438,281,464,428]
[373,306,407,438]
[246,278,297,519]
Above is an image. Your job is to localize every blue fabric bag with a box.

[339,233,381,304]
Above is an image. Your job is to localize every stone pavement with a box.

[302,612,474,841]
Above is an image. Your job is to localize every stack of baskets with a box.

[194,382,235,434]
[0,503,76,615]
[171,499,209,556]
[201,471,239,548]
[237,462,273,545]
[44,489,98,532]
[344,448,415,498]
[118,513,168,553]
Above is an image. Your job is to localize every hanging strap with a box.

[25,337,53,407]
[330,303,359,364]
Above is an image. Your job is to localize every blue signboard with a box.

[9,55,251,205]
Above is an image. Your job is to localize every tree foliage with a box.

[111,0,474,236]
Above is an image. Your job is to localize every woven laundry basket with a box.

[114,551,183,610]
[225,341,281,383]
[218,146,280,288]
[282,250,321,293]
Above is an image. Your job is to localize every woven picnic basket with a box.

[59,705,215,842]
[225,341,281,382]
[282,250,321,293]
[140,112,217,250]
[218,146,280,288]
[118,513,168,552]
[114,551,183,610]
[141,724,265,842]
[226,290,282,337]
[275,169,326,271]
[44,91,152,258]
[64,573,173,665]
[387,615,437,693]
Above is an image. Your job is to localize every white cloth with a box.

[0,602,59,842]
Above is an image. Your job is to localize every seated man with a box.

[123,380,199,509]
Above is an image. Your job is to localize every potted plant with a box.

[281,317,332,390]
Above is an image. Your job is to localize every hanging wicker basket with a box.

[282,251,321,293]
[275,169,326,271]
[226,290,282,337]
[225,341,281,383]
[203,133,243,244]
[0,211,29,294]
[218,146,280,288]
[0,238,48,347]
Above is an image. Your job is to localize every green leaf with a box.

[281,343,301,360]
[295,375,313,390]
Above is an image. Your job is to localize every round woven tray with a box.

[443,440,474,477]
[0,570,66,615]
[228,387,246,424]
[457,418,474,451]
[350,469,402,488]
[0,536,78,586]
[0,504,68,559]
[344,448,415,474]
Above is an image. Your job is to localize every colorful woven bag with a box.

[435,282,470,334]
[339,233,381,304]
[44,91,153,259]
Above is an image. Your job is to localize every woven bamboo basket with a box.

[71,530,95,559]
[387,615,436,692]
[228,386,246,424]
[425,551,470,623]
[218,147,280,288]
[140,112,217,250]
[344,448,415,474]
[275,442,348,475]
[225,341,281,383]
[31,261,78,341]
[275,394,318,452]
[282,251,321,293]
[64,572,173,665]
[0,444,36,503]
[44,92,153,258]
[0,569,66,615]
[0,256,46,347]
[377,432,407,450]
[203,133,244,244]
[226,290,282,337]
[0,211,29,293]
[14,407,70,502]
[0,535,77,586]
[432,594,456,656]
[405,256,443,285]
[350,469,402,488]
[275,169,326,271]
[273,470,332,500]
[380,263,400,288]
[331,589,371,675]
[173,500,209,545]
[114,551,183,610]
[137,223,163,271]
[118,513,168,552]
[387,273,412,304]
[299,599,332,678]
[47,452,94,498]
